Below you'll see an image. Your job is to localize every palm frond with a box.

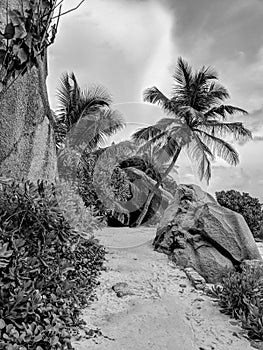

[81,83,112,107]
[134,123,184,156]
[173,56,193,88]
[207,82,229,100]
[132,125,164,142]
[161,133,180,158]
[155,117,180,129]
[71,108,124,150]
[199,121,252,140]
[195,129,239,166]
[195,65,218,84]
[136,131,168,154]
[204,104,248,120]
[153,146,174,165]
[186,134,214,183]
[54,72,122,149]
[143,86,174,114]
[56,72,73,117]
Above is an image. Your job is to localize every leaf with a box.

[14,238,25,249]
[17,48,28,64]
[0,242,13,268]
[34,333,43,342]
[0,49,6,65]
[9,9,24,26]
[4,23,15,40]
[14,24,27,40]
[0,37,5,49]
[0,319,5,329]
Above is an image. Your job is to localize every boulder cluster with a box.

[153,184,262,283]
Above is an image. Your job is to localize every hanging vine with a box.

[0,0,84,96]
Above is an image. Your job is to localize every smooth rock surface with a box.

[154,184,262,283]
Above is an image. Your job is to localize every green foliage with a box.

[0,1,60,93]
[55,178,106,236]
[131,57,250,226]
[213,265,263,340]
[0,179,105,349]
[133,57,250,185]
[162,175,177,196]
[78,143,134,217]
[215,190,263,239]
[54,72,124,149]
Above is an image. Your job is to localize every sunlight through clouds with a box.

[47,0,263,199]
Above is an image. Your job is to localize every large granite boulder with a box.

[153,184,262,283]
[78,147,171,227]
[0,0,57,183]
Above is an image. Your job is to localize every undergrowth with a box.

[0,178,106,349]
[213,264,263,341]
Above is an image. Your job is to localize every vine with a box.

[0,0,84,97]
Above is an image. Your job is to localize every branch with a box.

[52,0,85,19]
[53,0,64,10]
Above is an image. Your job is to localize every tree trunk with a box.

[133,147,181,227]
[0,0,57,183]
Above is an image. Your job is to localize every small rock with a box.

[179,284,187,288]
[229,319,240,326]
[232,331,240,338]
[194,297,205,302]
[112,282,133,297]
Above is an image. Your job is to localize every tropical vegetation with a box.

[0,178,105,349]
[216,190,263,239]
[132,57,252,226]
[54,72,124,151]
[213,264,263,341]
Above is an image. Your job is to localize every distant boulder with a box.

[153,184,262,283]
[78,146,170,227]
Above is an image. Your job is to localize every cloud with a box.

[47,0,263,200]
[154,0,263,111]
[47,0,174,109]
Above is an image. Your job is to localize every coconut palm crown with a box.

[54,72,124,151]
[133,57,251,183]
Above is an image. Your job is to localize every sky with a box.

[47,0,263,200]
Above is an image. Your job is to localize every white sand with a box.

[73,227,255,350]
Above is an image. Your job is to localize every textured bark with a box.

[0,0,57,182]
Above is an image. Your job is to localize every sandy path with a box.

[73,227,254,350]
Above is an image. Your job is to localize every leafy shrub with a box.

[213,265,263,340]
[54,178,106,236]
[0,179,106,349]
[78,145,133,216]
[215,190,263,239]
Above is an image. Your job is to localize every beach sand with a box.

[73,227,255,350]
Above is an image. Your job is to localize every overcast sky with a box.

[47,0,263,200]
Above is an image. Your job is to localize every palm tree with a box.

[54,72,124,151]
[54,72,125,181]
[132,57,252,227]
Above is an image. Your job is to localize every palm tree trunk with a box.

[133,147,181,227]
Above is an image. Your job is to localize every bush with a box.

[215,190,263,239]
[54,178,106,236]
[213,265,263,340]
[78,147,132,215]
[0,179,106,349]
